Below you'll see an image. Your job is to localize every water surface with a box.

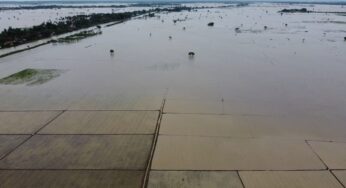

[0,3,345,123]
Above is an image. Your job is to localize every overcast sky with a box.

[0,0,243,1]
[0,0,345,1]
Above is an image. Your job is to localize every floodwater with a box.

[1,3,346,187]
[0,3,228,32]
[0,7,150,32]
[0,3,346,118]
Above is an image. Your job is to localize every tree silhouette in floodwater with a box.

[188,52,195,56]
[208,22,214,26]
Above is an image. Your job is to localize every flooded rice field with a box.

[1,3,346,188]
[1,3,345,117]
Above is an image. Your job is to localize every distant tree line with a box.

[278,8,346,14]
[279,8,310,13]
[0,6,193,49]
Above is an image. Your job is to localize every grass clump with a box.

[0,68,64,86]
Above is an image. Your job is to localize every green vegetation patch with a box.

[54,29,102,43]
[0,68,64,86]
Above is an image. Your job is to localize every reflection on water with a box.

[0,3,345,124]
[146,63,181,71]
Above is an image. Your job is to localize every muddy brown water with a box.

[0,3,345,124]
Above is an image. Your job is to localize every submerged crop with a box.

[0,68,64,86]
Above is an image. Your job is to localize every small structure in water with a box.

[344,37,346,41]
[110,49,114,54]
[207,22,214,27]
[188,52,195,56]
